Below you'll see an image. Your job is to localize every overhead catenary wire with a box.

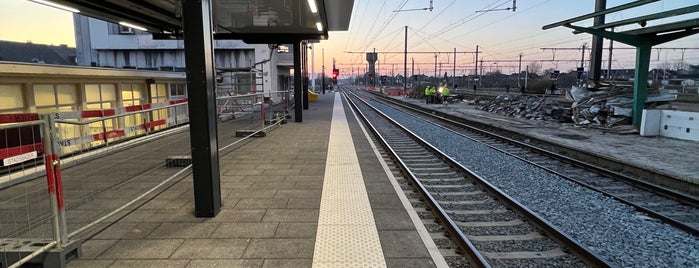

[341,0,699,74]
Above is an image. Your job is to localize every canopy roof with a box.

[43,0,354,43]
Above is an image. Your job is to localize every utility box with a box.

[641,109,699,141]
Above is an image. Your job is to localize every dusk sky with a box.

[1,0,697,77]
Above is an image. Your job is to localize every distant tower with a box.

[366,52,377,86]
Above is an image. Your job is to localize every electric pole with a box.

[404,25,408,95]
[453,48,456,88]
[322,48,325,94]
[589,0,606,83]
[518,53,523,88]
[434,53,437,80]
[475,45,479,87]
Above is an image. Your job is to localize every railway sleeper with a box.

[481,248,568,259]
[413,171,459,177]
[444,209,510,215]
[456,219,525,228]
[424,183,474,189]
[432,190,484,197]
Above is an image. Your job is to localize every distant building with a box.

[73,14,292,95]
[600,69,635,81]
[0,40,77,65]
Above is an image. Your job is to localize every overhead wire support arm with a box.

[393,0,433,12]
[476,0,516,13]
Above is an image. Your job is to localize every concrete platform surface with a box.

[65,92,442,268]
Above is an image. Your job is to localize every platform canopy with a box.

[37,0,354,43]
[542,0,699,128]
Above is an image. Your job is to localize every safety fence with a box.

[216,90,291,125]
[0,92,289,267]
[0,114,65,268]
[51,99,189,158]
[0,99,189,268]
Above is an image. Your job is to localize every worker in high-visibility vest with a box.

[424,86,431,104]
[429,86,436,104]
[441,83,450,106]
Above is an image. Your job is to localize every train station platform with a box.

[66,92,445,267]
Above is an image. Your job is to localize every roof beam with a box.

[542,0,659,30]
[574,5,699,33]
[620,18,699,35]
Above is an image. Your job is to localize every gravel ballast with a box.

[367,99,699,267]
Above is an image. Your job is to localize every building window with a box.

[121,83,145,107]
[85,84,117,146]
[150,83,169,130]
[121,83,146,136]
[169,83,186,99]
[34,84,77,113]
[33,84,80,153]
[119,25,134,34]
[0,84,25,113]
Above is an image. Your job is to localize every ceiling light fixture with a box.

[307,0,318,13]
[316,22,323,32]
[119,22,148,32]
[30,0,80,13]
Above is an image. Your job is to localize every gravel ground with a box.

[368,100,699,268]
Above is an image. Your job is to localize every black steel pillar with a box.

[589,0,606,82]
[294,42,303,122]
[302,42,309,110]
[182,0,221,217]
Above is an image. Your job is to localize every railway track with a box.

[373,92,699,236]
[343,88,610,267]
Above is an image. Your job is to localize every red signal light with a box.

[332,68,339,79]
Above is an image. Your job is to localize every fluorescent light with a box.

[307,0,318,13]
[30,0,80,13]
[316,22,323,32]
[119,22,148,32]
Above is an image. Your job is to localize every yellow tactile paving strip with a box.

[312,93,387,268]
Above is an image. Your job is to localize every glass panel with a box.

[56,84,77,105]
[34,84,56,106]
[122,90,133,101]
[0,84,24,110]
[85,103,102,110]
[157,84,167,95]
[36,106,59,114]
[133,88,143,100]
[150,84,157,98]
[85,84,101,102]
[101,84,116,101]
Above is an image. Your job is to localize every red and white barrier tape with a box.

[55,117,184,148]
[52,99,188,120]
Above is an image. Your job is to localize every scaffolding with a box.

[215,67,264,121]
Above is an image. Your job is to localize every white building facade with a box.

[73,14,290,97]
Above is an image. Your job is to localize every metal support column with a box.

[302,42,309,110]
[589,0,606,82]
[632,45,651,128]
[294,41,303,122]
[182,0,221,217]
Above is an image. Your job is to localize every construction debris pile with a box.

[479,94,571,122]
[566,84,676,128]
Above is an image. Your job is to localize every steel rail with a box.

[373,93,699,236]
[350,89,613,267]
[342,89,491,268]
